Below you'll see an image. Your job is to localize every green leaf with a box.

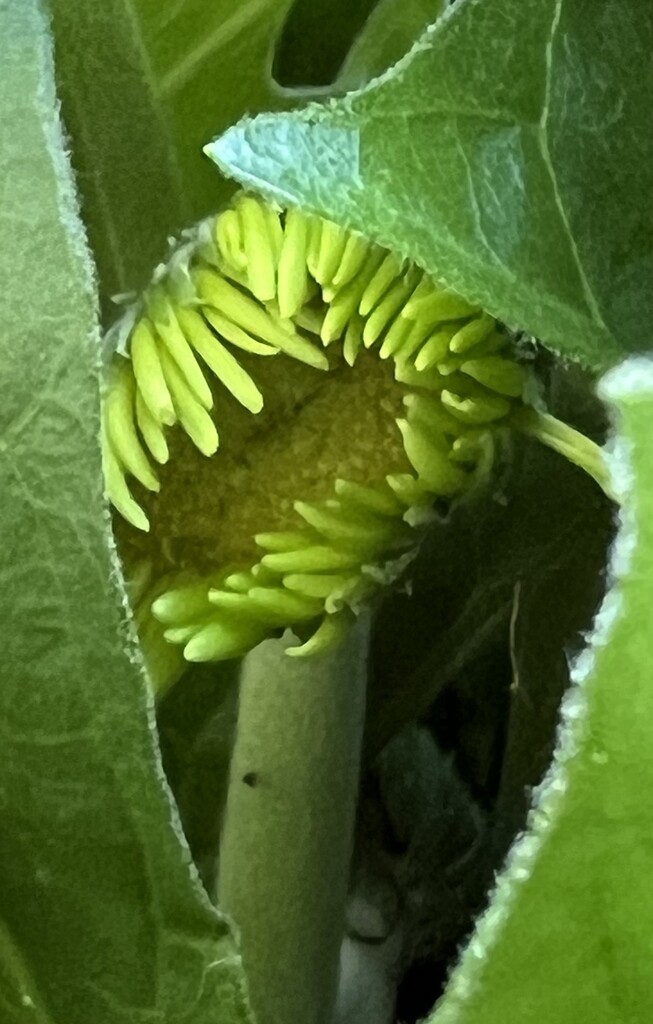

[336,0,447,90]
[0,919,50,1024]
[429,358,653,1023]
[207,0,653,370]
[47,0,298,304]
[0,4,252,1022]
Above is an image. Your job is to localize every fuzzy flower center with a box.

[117,349,409,579]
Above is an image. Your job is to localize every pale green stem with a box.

[218,617,370,1024]
[511,407,618,503]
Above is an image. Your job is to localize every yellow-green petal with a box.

[176,307,264,413]
[130,318,176,426]
[286,611,354,658]
[277,207,310,319]
[159,347,219,456]
[152,299,214,411]
[104,364,160,492]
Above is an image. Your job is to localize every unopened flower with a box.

[102,192,612,693]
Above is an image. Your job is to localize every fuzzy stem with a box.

[511,406,618,503]
[217,618,370,1024]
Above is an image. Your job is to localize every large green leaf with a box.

[0,4,252,1022]
[207,0,653,370]
[429,359,653,1022]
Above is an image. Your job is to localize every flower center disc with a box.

[117,348,409,578]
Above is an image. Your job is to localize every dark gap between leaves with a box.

[273,0,380,87]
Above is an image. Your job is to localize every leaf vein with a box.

[538,0,608,334]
